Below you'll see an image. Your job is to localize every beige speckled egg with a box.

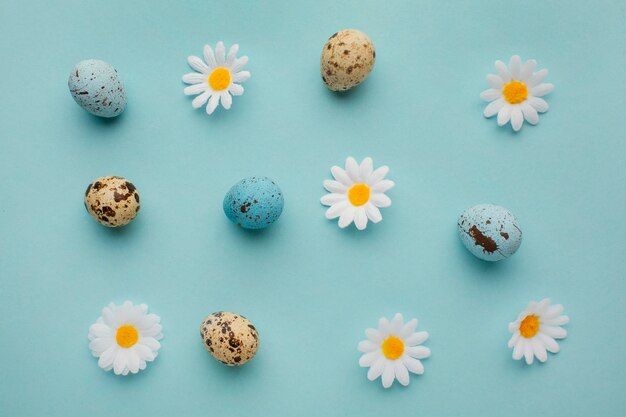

[320,29,375,91]
[200,311,259,366]
[84,176,140,227]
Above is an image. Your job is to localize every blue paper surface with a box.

[0,0,625,415]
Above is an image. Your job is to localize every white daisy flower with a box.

[358,313,430,388]
[480,55,553,131]
[182,41,250,115]
[88,301,163,376]
[507,298,569,365]
[320,157,394,230]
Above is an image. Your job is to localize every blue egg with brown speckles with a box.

[223,177,284,230]
[68,59,127,118]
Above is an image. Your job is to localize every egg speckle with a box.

[320,29,375,91]
[200,312,259,366]
[458,204,522,261]
[223,176,284,230]
[68,59,127,118]
[84,176,140,227]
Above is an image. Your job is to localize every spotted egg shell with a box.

[200,312,259,366]
[458,204,522,261]
[320,29,375,91]
[84,176,140,227]
[223,176,284,230]
[68,59,127,118]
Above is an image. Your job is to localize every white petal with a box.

[370,193,391,208]
[364,203,382,223]
[206,94,220,115]
[113,349,128,375]
[532,83,554,97]
[521,102,539,125]
[232,71,251,83]
[378,317,390,335]
[187,56,209,74]
[367,166,389,185]
[519,59,537,82]
[331,166,353,186]
[535,298,551,315]
[509,55,521,79]
[182,73,206,84]
[370,180,395,193]
[215,41,226,66]
[512,339,525,360]
[543,304,564,319]
[531,338,548,362]
[480,88,502,101]
[134,343,156,361]
[359,351,380,367]
[127,349,140,374]
[495,60,511,83]
[358,340,379,353]
[226,44,239,66]
[406,346,431,359]
[524,343,535,365]
[367,356,386,380]
[537,332,560,353]
[497,105,512,126]
[389,313,404,335]
[338,206,355,228]
[402,356,424,374]
[231,56,249,73]
[203,45,217,68]
[89,323,112,338]
[345,157,361,182]
[483,98,505,118]
[511,106,524,131]
[400,319,418,338]
[529,68,549,86]
[89,338,114,354]
[508,332,520,348]
[381,363,395,388]
[325,201,349,219]
[527,97,549,113]
[404,331,428,347]
[508,322,519,333]
[365,328,383,344]
[540,325,567,339]
[354,207,368,230]
[192,91,211,109]
[323,180,347,194]
[102,306,117,327]
[220,91,232,110]
[139,337,161,352]
[184,84,207,96]
[141,323,162,338]
[394,361,410,386]
[359,157,373,181]
[321,193,347,206]
[486,74,504,89]
[229,83,244,96]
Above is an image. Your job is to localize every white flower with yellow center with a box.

[321,157,394,230]
[508,298,569,365]
[480,55,553,131]
[182,41,250,115]
[358,313,430,388]
[88,301,163,376]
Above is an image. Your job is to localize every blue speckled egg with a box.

[68,59,127,118]
[458,204,522,261]
[223,177,284,230]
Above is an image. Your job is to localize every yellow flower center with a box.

[519,315,540,338]
[116,324,139,348]
[502,80,528,104]
[381,336,404,360]
[208,67,231,91]
[348,183,370,206]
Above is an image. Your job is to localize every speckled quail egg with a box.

[458,204,522,261]
[223,176,284,230]
[200,312,259,366]
[68,59,127,118]
[84,176,140,227]
[320,29,375,91]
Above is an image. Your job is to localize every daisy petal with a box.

[480,88,502,101]
[89,323,112,338]
[338,206,355,228]
[524,344,534,365]
[495,60,511,83]
[509,55,521,79]
[531,83,554,97]
[325,201,349,219]
[354,207,368,230]
[367,357,386,381]
[381,363,395,388]
[486,74,504,89]
[511,106,524,131]
[187,56,209,74]
[182,73,206,84]
[140,337,161,351]
[323,180,347,194]
[521,102,539,125]
[537,332,560,353]
[484,98,505,118]
[320,193,347,206]
[404,331,428,346]
[127,349,140,374]
[367,166,389,185]
[226,44,239,66]
[359,351,380,367]
[141,324,162,338]
[89,338,113,354]
[192,91,211,109]
[508,332,520,348]
[358,340,379,353]
[98,345,118,369]
[206,94,220,115]
[389,313,403,335]
[402,356,424,374]
[394,361,410,386]
[543,304,564,319]
[331,166,353,186]
[497,105,512,126]
[400,319,418,338]
[365,328,383,344]
[184,84,207,96]
[406,346,431,359]
[541,325,567,339]
[359,157,373,181]
[371,180,395,193]
[203,45,217,68]
[531,338,548,362]
[512,339,525,360]
[528,97,549,113]
[519,59,537,82]
[529,69,549,87]
[229,83,244,96]
[113,349,128,375]
[345,157,361,182]
[364,203,382,223]
[231,56,249,73]
[215,41,226,66]
[233,71,251,83]
[220,91,232,110]
[370,193,391,208]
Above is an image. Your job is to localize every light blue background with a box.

[1,0,625,415]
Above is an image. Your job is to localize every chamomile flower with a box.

[88,301,163,376]
[182,41,250,115]
[508,298,569,365]
[358,313,430,388]
[321,157,394,230]
[480,55,553,131]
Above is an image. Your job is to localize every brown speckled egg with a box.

[84,176,140,227]
[320,29,375,91]
[200,311,259,366]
